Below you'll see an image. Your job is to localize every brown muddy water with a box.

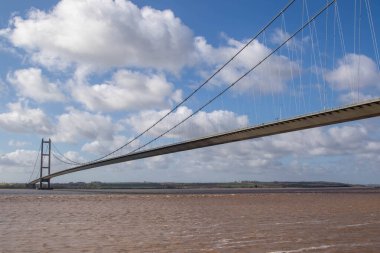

[0,188,379,252]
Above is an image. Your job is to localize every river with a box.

[0,188,379,252]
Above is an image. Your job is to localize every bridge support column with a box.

[38,138,53,190]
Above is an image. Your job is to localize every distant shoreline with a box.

[2,181,377,190]
[1,187,380,196]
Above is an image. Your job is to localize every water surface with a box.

[1,188,379,252]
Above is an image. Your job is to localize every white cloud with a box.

[8,140,29,148]
[61,151,85,163]
[71,70,182,112]
[7,68,65,102]
[194,36,300,93]
[226,122,370,164]
[338,91,374,104]
[53,108,123,143]
[250,124,370,157]
[271,29,292,46]
[0,149,37,167]
[0,101,53,134]
[81,135,133,155]
[50,150,88,172]
[0,37,21,56]
[270,29,299,49]
[325,54,380,90]
[0,149,38,181]
[126,106,248,139]
[1,0,195,73]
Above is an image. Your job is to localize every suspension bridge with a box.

[27,0,380,189]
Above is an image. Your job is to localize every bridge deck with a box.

[30,98,380,184]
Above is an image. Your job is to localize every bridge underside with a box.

[30,98,380,184]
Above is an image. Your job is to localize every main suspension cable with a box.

[52,142,82,165]
[27,142,42,183]
[81,0,297,164]
[129,0,336,154]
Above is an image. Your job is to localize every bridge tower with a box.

[39,138,52,190]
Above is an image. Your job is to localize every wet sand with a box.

[1,188,380,252]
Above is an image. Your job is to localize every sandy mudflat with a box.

[1,188,380,252]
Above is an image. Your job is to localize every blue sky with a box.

[0,0,379,184]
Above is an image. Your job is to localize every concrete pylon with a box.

[39,138,52,190]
